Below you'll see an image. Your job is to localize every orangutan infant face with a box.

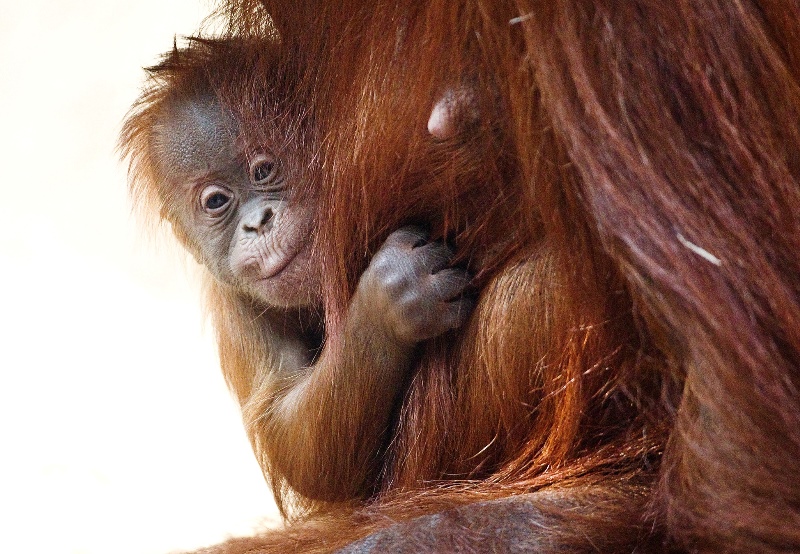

[153,96,315,308]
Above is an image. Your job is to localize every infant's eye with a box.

[250,154,281,186]
[252,161,274,182]
[206,193,229,209]
[200,185,233,215]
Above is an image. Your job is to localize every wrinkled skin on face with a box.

[153,98,314,308]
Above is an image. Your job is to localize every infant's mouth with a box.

[253,240,308,282]
[254,250,297,282]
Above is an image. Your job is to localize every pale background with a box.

[0,1,281,553]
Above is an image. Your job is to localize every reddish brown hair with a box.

[168,0,800,550]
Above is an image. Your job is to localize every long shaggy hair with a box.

[142,0,800,551]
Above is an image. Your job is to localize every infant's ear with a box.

[427,86,478,140]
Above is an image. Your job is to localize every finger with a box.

[384,226,429,249]
[428,268,472,300]
[412,241,454,275]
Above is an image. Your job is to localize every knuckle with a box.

[411,243,453,275]
[434,268,468,285]
[368,248,410,282]
[429,269,472,300]
[386,226,428,249]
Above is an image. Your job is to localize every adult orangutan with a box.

[144,0,800,552]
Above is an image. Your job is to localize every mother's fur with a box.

[181,0,800,551]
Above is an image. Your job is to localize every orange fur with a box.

[128,0,800,551]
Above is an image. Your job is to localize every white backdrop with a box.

[0,1,281,552]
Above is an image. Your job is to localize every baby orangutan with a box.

[121,39,473,506]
